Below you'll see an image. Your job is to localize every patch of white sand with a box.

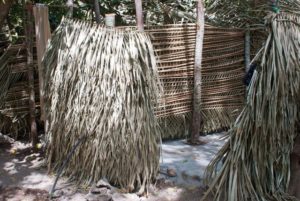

[159,133,227,187]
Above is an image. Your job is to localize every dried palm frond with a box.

[0,51,12,105]
[43,18,162,194]
[159,108,240,139]
[202,11,300,201]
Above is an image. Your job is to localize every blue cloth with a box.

[244,63,256,86]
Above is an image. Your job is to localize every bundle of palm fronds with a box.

[202,11,300,201]
[43,18,162,194]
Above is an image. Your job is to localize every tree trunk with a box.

[94,0,101,24]
[189,0,205,144]
[0,0,14,29]
[24,1,38,147]
[134,0,144,31]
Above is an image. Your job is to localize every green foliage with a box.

[5,0,197,40]
[5,0,299,41]
[6,1,24,42]
[5,0,91,41]
[144,0,196,25]
[204,0,300,28]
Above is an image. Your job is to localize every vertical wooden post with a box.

[189,0,205,144]
[25,1,38,147]
[94,0,101,24]
[134,0,144,31]
[245,25,251,72]
[33,4,51,123]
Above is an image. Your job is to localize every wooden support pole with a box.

[33,4,51,123]
[25,2,38,147]
[245,26,251,72]
[189,0,205,144]
[94,0,101,24]
[134,0,144,31]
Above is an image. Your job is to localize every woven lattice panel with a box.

[146,24,246,139]
[0,24,246,139]
[0,44,40,115]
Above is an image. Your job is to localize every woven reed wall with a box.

[0,24,246,139]
[147,24,246,139]
[1,44,40,113]
[0,43,40,136]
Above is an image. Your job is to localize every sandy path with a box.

[0,134,224,201]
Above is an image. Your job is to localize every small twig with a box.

[49,136,86,199]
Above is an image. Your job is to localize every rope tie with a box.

[270,0,280,13]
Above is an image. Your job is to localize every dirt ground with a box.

[0,136,217,201]
[0,187,49,201]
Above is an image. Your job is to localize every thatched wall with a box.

[43,18,162,193]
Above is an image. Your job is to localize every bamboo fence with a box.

[0,23,246,139]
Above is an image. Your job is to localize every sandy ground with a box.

[0,133,225,201]
[159,133,226,187]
